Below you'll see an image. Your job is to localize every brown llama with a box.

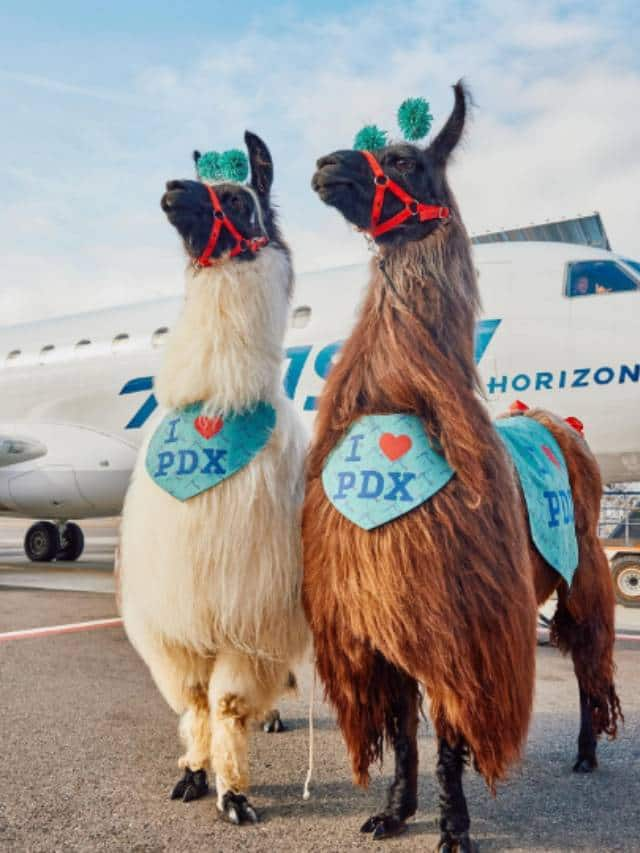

[302,82,621,851]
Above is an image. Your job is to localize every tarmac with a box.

[0,520,639,852]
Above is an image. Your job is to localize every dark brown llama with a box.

[302,82,621,851]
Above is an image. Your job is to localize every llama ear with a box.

[426,80,468,164]
[244,131,273,196]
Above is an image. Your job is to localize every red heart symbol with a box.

[194,415,224,440]
[379,433,412,461]
[541,444,561,468]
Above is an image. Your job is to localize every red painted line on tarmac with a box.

[0,617,123,643]
[0,620,636,644]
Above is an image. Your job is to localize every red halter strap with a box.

[196,184,269,267]
[359,150,451,238]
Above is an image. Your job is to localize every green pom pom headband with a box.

[194,148,249,184]
[353,97,433,151]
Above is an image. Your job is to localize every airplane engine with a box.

[0,423,138,561]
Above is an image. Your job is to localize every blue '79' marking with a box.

[120,320,500,429]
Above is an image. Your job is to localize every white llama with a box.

[119,132,308,825]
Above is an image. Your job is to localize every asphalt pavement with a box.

[1,518,639,851]
[0,580,639,853]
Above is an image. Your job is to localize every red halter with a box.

[195,184,268,267]
[359,150,451,239]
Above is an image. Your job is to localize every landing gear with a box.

[56,522,84,561]
[23,521,85,562]
[24,521,59,562]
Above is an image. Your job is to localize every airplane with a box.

[0,237,638,562]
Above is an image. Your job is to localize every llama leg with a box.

[549,565,622,773]
[261,672,296,732]
[361,670,419,840]
[209,651,284,824]
[128,630,213,799]
[435,737,477,853]
[171,686,211,802]
[261,708,286,733]
[574,687,597,773]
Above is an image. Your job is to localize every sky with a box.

[0,0,638,325]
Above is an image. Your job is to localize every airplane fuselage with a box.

[0,242,638,523]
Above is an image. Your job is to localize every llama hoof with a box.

[170,768,209,802]
[573,754,598,773]
[262,709,286,733]
[219,791,259,825]
[435,831,479,852]
[360,814,407,839]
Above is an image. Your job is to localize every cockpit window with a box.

[566,260,639,297]
[623,258,640,277]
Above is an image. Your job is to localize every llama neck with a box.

[345,225,481,413]
[154,247,291,414]
[313,224,495,490]
[383,226,481,395]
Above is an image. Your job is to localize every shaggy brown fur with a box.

[303,225,541,791]
[302,204,620,792]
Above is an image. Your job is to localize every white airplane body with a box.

[0,241,638,557]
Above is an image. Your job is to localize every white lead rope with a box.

[302,670,316,800]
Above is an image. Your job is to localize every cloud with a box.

[456,68,640,256]
[0,245,183,327]
[0,0,638,326]
[0,70,141,106]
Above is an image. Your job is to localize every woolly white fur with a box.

[119,245,309,717]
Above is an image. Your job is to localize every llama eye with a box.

[395,159,415,173]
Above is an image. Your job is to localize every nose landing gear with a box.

[23,521,85,562]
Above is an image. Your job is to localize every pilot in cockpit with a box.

[572,274,593,296]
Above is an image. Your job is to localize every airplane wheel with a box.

[56,523,85,562]
[24,521,59,562]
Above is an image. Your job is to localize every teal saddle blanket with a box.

[322,413,578,584]
[146,401,276,501]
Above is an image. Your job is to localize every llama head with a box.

[312,81,468,248]
[161,131,284,264]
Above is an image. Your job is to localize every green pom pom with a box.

[397,97,433,141]
[219,149,249,183]
[197,151,222,182]
[196,148,249,183]
[353,125,388,152]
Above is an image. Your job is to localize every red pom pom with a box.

[509,400,530,414]
[565,416,584,436]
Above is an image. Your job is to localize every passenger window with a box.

[566,260,639,297]
[6,349,21,363]
[39,344,55,364]
[152,327,169,348]
[112,333,130,351]
[292,306,312,329]
[75,339,91,351]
